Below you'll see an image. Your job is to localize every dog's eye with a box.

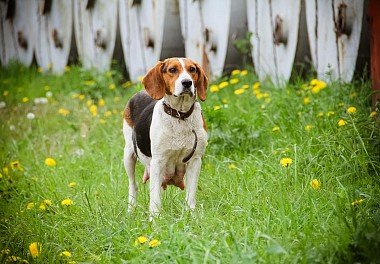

[168,67,177,74]
[189,66,196,73]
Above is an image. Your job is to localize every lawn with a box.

[0,63,380,263]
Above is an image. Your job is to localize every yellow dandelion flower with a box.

[255,93,264,99]
[3,167,9,175]
[106,71,113,77]
[37,67,44,73]
[60,251,72,258]
[310,79,318,86]
[338,119,347,127]
[347,106,357,114]
[326,111,335,117]
[89,105,98,116]
[108,83,116,90]
[317,112,324,117]
[149,239,161,248]
[104,111,112,117]
[134,236,148,246]
[29,242,42,258]
[99,119,106,124]
[98,98,105,107]
[303,97,311,105]
[349,92,357,98]
[10,160,20,170]
[218,81,229,89]
[78,94,85,101]
[61,199,73,206]
[280,158,293,167]
[114,97,121,103]
[272,126,280,132]
[310,179,321,190]
[351,198,364,207]
[252,82,260,90]
[210,85,219,93]
[45,158,56,167]
[338,102,345,107]
[305,125,313,131]
[230,78,239,84]
[221,98,228,104]
[84,80,96,86]
[86,100,93,107]
[240,70,248,76]
[242,84,249,89]
[311,86,321,94]
[231,69,241,75]
[58,108,70,116]
[22,97,29,103]
[64,66,71,72]
[213,105,221,111]
[39,203,46,210]
[122,81,132,88]
[27,202,35,210]
[43,199,52,206]
[234,88,245,95]
[68,182,77,188]
[228,164,237,170]
[370,111,378,118]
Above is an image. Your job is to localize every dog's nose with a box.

[181,79,192,88]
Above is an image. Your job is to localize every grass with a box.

[0,63,380,263]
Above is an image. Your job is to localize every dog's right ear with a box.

[142,61,166,100]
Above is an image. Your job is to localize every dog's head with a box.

[142,58,208,101]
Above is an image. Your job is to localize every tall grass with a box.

[0,63,379,263]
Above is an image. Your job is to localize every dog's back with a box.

[124,91,157,157]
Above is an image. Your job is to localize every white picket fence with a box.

[0,0,369,84]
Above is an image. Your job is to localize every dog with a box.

[123,57,208,216]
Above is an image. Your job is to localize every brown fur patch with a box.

[124,105,133,127]
[162,58,183,94]
[201,113,208,131]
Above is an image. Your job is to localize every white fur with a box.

[123,58,207,217]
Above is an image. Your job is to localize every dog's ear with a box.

[142,61,166,100]
[195,63,208,101]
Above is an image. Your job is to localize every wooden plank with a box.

[368,0,380,106]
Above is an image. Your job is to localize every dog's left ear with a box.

[142,61,166,100]
[195,63,208,101]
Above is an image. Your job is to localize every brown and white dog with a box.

[123,57,208,217]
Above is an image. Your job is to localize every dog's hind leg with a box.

[123,121,137,211]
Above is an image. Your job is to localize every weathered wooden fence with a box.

[0,0,371,86]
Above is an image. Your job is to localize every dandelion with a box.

[234,88,245,95]
[29,242,42,258]
[338,119,347,127]
[134,236,148,246]
[326,111,335,117]
[10,161,20,170]
[338,102,345,107]
[317,112,324,117]
[43,199,52,206]
[351,198,364,206]
[303,97,310,105]
[108,83,116,90]
[61,198,73,206]
[84,80,96,86]
[210,85,219,93]
[305,125,313,131]
[60,251,72,258]
[231,69,241,75]
[213,105,221,111]
[346,106,357,114]
[230,78,239,84]
[99,119,106,124]
[78,94,85,101]
[86,100,93,107]
[122,81,132,88]
[39,203,46,210]
[149,239,161,248]
[311,86,321,94]
[310,79,327,90]
[114,97,121,103]
[0,101,5,108]
[370,111,378,118]
[242,84,249,89]
[228,164,237,170]
[27,202,35,210]
[280,158,293,167]
[37,67,44,73]
[240,70,248,76]
[98,98,105,107]
[45,158,56,167]
[68,182,77,188]
[106,71,113,77]
[252,82,260,91]
[104,110,112,117]
[46,91,53,98]
[26,113,35,120]
[89,105,98,116]
[3,167,9,175]
[58,108,70,116]
[310,179,321,190]
[221,98,228,104]
[272,126,280,132]
[64,66,71,72]
[218,81,229,89]
[22,97,29,103]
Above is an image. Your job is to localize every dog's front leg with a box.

[149,158,164,217]
[185,157,202,209]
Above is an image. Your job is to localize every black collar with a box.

[162,101,195,120]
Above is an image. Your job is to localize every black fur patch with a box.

[127,91,157,157]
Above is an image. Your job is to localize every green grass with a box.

[0,63,380,263]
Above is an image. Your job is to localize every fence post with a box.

[368,0,380,107]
